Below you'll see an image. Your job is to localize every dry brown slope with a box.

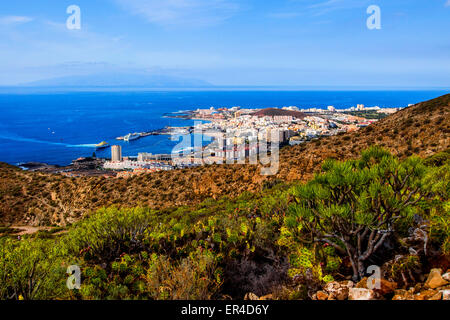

[0,93,448,226]
[276,93,450,181]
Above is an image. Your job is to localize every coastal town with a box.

[20,104,404,178]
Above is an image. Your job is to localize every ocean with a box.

[0,89,447,166]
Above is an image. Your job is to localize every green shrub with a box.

[66,207,156,263]
[145,249,221,300]
[0,238,69,300]
[0,147,447,300]
[281,146,443,281]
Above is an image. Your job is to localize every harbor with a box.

[115,126,194,141]
[15,103,406,178]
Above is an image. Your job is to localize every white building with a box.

[111,145,122,162]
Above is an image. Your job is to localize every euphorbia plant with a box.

[285,147,435,281]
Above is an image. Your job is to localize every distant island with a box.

[19,72,213,88]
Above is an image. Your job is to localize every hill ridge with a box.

[251,108,306,119]
[0,93,448,226]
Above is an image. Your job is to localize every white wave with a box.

[0,134,67,146]
[0,134,97,148]
[68,144,98,148]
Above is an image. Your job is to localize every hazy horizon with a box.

[1,1,450,87]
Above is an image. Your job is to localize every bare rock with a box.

[316,291,329,300]
[340,280,354,288]
[355,277,396,297]
[244,292,259,300]
[413,283,423,293]
[348,288,376,300]
[355,277,369,289]
[392,289,414,300]
[440,289,450,300]
[415,289,440,300]
[324,281,350,300]
[438,284,450,290]
[429,291,443,300]
[442,272,450,282]
[425,268,449,289]
[374,279,398,296]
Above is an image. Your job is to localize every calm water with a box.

[0,89,447,166]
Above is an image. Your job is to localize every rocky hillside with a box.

[276,93,450,181]
[0,94,449,226]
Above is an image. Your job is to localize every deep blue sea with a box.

[0,89,447,166]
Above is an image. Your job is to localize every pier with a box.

[115,126,194,141]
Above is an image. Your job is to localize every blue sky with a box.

[0,0,449,87]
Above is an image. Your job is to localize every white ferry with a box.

[124,133,141,142]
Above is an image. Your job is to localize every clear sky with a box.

[0,0,449,87]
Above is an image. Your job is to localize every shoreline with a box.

[10,104,399,172]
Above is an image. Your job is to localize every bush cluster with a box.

[1,147,448,300]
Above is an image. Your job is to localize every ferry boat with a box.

[95,141,110,149]
[124,133,141,142]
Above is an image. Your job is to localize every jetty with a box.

[115,126,194,140]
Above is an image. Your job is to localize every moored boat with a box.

[124,133,141,142]
[95,141,110,149]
